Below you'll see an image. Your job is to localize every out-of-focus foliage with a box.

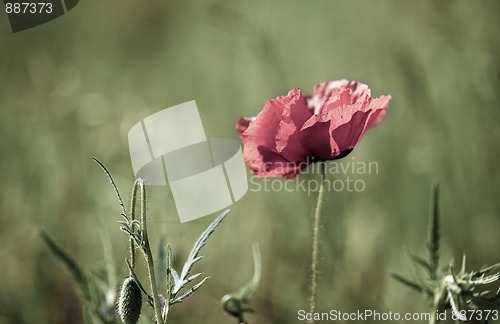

[1,1,500,323]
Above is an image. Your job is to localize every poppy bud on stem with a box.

[118,277,142,324]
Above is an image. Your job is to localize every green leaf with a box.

[92,157,128,221]
[474,262,500,277]
[41,231,86,284]
[170,277,210,305]
[411,254,431,274]
[460,254,467,275]
[128,179,141,269]
[168,210,229,307]
[172,210,229,297]
[171,267,180,288]
[427,181,440,281]
[99,228,117,304]
[403,246,426,289]
[41,231,95,306]
[390,273,424,293]
[82,306,94,324]
[156,238,166,292]
[166,244,173,305]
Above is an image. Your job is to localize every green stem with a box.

[129,180,139,271]
[429,307,437,324]
[139,181,164,323]
[163,245,172,322]
[308,163,326,323]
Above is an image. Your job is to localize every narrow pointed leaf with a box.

[92,157,128,220]
[427,181,440,281]
[166,244,173,301]
[170,277,210,305]
[448,290,466,321]
[412,254,431,274]
[41,232,85,283]
[99,229,116,289]
[156,238,166,292]
[41,232,93,303]
[391,273,424,293]
[186,273,202,282]
[403,246,426,288]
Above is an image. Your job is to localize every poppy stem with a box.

[129,180,139,273]
[309,162,326,323]
[138,181,164,324]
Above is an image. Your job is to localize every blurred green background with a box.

[1,0,500,323]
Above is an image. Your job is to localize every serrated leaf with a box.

[170,277,210,305]
[172,210,229,296]
[475,263,500,277]
[471,273,500,285]
[180,211,228,279]
[171,268,180,287]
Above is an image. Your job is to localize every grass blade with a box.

[427,181,440,281]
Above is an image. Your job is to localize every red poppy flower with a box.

[235,80,391,178]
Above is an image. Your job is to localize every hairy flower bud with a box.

[118,276,142,324]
